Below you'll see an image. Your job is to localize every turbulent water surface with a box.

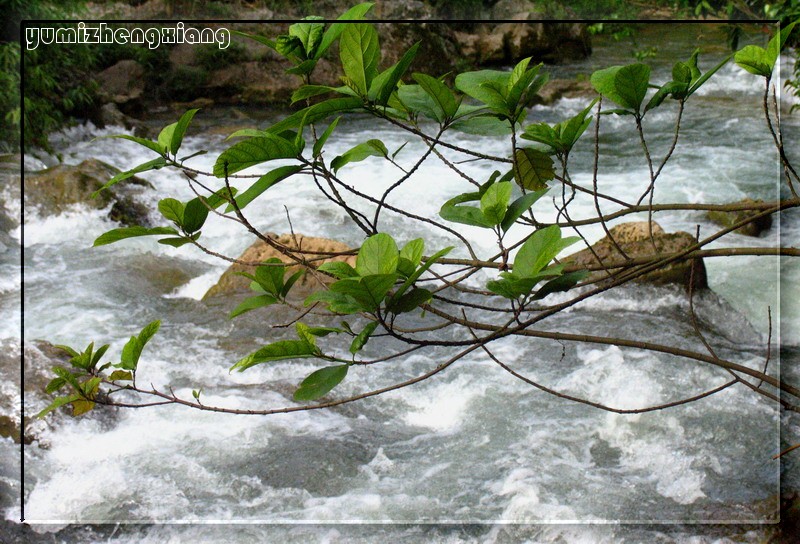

[3,23,799,542]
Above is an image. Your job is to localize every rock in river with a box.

[23,158,153,226]
[562,221,707,290]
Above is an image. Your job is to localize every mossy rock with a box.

[707,198,773,237]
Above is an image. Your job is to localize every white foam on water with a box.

[400,373,487,432]
[163,270,224,300]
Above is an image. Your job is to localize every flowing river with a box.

[2,23,799,542]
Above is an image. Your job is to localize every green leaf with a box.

[229,294,278,318]
[531,270,588,300]
[38,394,81,419]
[182,197,209,233]
[269,98,363,136]
[486,276,534,299]
[93,226,179,247]
[356,233,399,276]
[91,157,167,198]
[170,108,199,155]
[734,45,772,77]
[293,365,349,401]
[513,225,578,278]
[330,274,397,310]
[228,165,304,211]
[396,84,442,121]
[439,191,493,228]
[391,245,452,302]
[305,326,346,337]
[231,339,318,372]
[315,2,374,60]
[295,322,318,347]
[282,270,304,298]
[101,134,164,155]
[276,34,304,58]
[289,20,325,59]
[304,290,365,314]
[158,236,196,248]
[254,258,286,297]
[501,188,548,232]
[286,58,318,76]
[318,261,359,279]
[330,139,388,172]
[291,84,341,104]
[413,73,460,122]
[766,20,798,71]
[214,135,299,177]
[158,198,184,225]
[590,63,651,112]
[645,81,688,112]
[387,287,432,314]
[349,321,378,354]
[369,42,420,105]
[687,53,731,96]
[108,370,133,381]
[157,122,177,155]
[450,114,514,136]
[54,344,80,358]
[480,181,513,226]
[313,117,340,158]
[90,344,110,369]
[226,128,268,140]
[514,148,555,191]
[400,238,424,269]
[455,69,511,114]
[45,377,67,394]
[118,320,161,371]
[340,23,380,96]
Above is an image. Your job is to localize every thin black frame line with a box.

[19,19,26,525]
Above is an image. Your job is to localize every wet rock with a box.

[0,520,57,544]
[707,198,773,237]
[204,233,356,300]
[24,158,153,226]
[95,59,146,107]
[454,22,591,66]
[562,221,707,290]
[534,78,595,105]
[0,339,70,445]
[98,103,149,137]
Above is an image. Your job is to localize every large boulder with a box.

[562,221,707,290]
[95,59,146,107]
[534,78,595,105]
[204,233,356,300]
[453,22,591,66]
[707,198,773,237]
[23,158,153,226]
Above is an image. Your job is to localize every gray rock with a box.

[24,158,153,226]
[95,60,146,106]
